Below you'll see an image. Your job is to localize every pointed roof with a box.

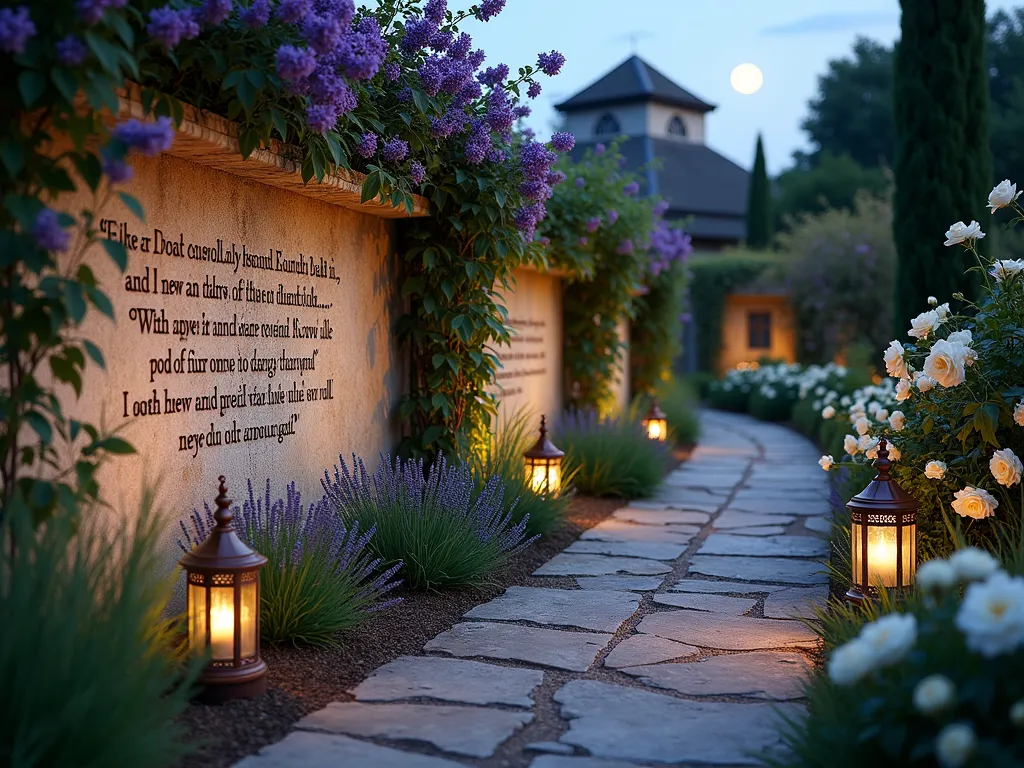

[555,55,716,114]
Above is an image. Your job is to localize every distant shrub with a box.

[323,454,536,590]
[1,498,200,767]
[557,410,668,498]
[180,480,402,647]
[468,409,570,537]
[642,379,701,445]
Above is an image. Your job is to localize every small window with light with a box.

[748,311,772,350]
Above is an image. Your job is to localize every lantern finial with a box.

[873,438,892,478]
[539,414,548,438]
[214,475,233,529]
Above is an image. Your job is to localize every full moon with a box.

[730,63,764,95]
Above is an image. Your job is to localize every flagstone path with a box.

[236,410,830,768]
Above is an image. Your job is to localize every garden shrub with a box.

[467,409,570,537]
[654,377,701,446]
[557,411,668,498]
[0,498,201,767]
[322,453,536,590]
[179,479,402,647]
[631,240,692,397]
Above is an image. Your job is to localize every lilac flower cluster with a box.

[0,6,34,54]
[74,0,127,26]
[550,132,575,153]
[146,5,200,49]
[241,0,271,27]
[56,35,89,67]
[513,142,563,239]
[623,181,640,196]
[648,219,693,277]
[476,0,506,21]
[199,0,234,26]
[537,50,566,76]
[356,132,378,158]
[112,117,175,157]
[33,209,70,253]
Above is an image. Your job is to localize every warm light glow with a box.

[730,63,764,95]
[645,419,667,442]
[867,527,899,587]
[528,461,561,496]
[210,588,236,660]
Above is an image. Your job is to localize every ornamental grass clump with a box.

[179,479,402,647]
[557,410,668,498]
[652,377,701,446]
[323,453,536,590]
[772,548,1024,768]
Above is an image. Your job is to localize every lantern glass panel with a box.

[209,586,236,661]
[903,522,917,586]
[240,579,258,658]
[188,583,207,652]
[645,418,666,441]
[865,525,899,588]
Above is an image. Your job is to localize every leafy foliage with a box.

[631,258,689,397]
[647,378,701,446]
[0,497,201,767]
[774,152,889,230]
[323,453,536,590]
[179,479,402,647]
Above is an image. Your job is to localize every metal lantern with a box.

[846,439,918,604]
[524,415,564,496]
[642,397,668,442]
[179,476,268,701]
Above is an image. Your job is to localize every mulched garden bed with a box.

[177,494,626,768]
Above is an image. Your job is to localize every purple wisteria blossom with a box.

[33,209,70,253]
[606,209,619,225]
[384,62,401,81]
[356,132,378,158]
[276,44,316,81]
[410,161,426,184]
[112,117,175,156]
[616,239,634,255]
[448,32,472,59]
[586,216,601,232]
[146,5,200,49]
[537,50,566,76]
[101,151,134,185]
[527,81,541,99]
[277,0,311,23]
[476,0,506,21]
[546,170,566,186]
[513,105,531,119]
[56,35,89,66]
[468,49,486,69]
[623,181,640,196]
[648,220,693,276]
[0,5,34,52]
[578,236,588,246]
[652,200,670,217]
[74,0,114,26]
[575,177,585,188]
[479,63,509,87]
[198,0,233,25]
[550,132,575,152]
[402,18,434,52]
[241,0,271,27]
[463,119,491,164]
[381,137,409,163]
[424,0,447,24]
[595,143,606,155]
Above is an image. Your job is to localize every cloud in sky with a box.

[762,12,898,36]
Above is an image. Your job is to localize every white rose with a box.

[917,558,958,592]
[827,638,874,686]
[844,434,859,456]
[859,434,878,453]
[1010,699,1024,728]
[1015,400,1024,427]
[990,448,1022,487]
[859,613,917,665]
[949,547,1000,583]
[955,572,1024,657]
[854,416,871,436]
[888,443,901,461]
[917,374,936,392]
[908,310,940,339]
[819,455,835,472]
[924,460,947,480]
[895,378,912,401]
[944,220,986,247]
[935,302,951,321]
[935,723,976,768]
[947,329,972,345]
[821,405,836,419]
[913,674,956,716]
[988,179,1021,212]
[952,486,999,520]
[889,411,906,431]
[990,258,1024,281]
[874,408,889,423]
[928,295,938,306]
[923,340,968,388]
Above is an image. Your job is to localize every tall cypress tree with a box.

[746,133,772,249]
[893,0,990,335]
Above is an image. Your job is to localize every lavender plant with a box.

[179,479,401,647]
[322,453,536,590]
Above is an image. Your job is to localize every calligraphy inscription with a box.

[103,217,342,457]
[495,317,548,398]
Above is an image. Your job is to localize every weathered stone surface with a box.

[351,656,543,708]
[464,587,639,633]
[534,553,672,577]
[603,633,698,668]
[655,500,722,514]
[612,508,709,526]
[803,516,833,534]
[653,490,729,509]
[668,579,787,594]
[651,592,757,615]
[580,519,697,543]
[424,622,611,672]
[714,510,796,529]
[554,679,799,765]
[764,586,829,620]
[530,756,646,768]
[728,525,789,536]
[297,702,532,758]
[699,533,829,558]
[637,611,818,650]
[234,732,467,768]
[524,742,575,755]
[622,652,812,700]
[566,539,688,561]
[575,575,665,592]
[729,498,826,516]
[689,555,829,584]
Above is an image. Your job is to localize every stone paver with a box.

[728,525,789,536]
[689,554,828,584]
[699,533,829,558]
[603,633,698,668]
[637,611,818,650]
[525,742,574,755]
[580,519,698,543]
[351,656,543,707]
[424,622,611,672]
[764,586,830,620]
[464,586,639,632]
[575,575,665,592]
[530,757,645,768]
[621,652,812,700]
[714,509,796,529]
[554,680,798,765]
[566,538,688,560]
[612,507,709,526]
[668,578,787,594]
[803,515,833,534]
[534,553,672,577]
[234,732,469,768]
[651,591,758,615]
[729,498,827,516]
[297,702,532,758]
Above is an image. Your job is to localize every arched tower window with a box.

[667,115,687,137]
[594,113,621,136]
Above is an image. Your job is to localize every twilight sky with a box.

[468,0,1019,175]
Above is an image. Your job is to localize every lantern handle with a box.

[873,438,891,479]
[214,475,234,529]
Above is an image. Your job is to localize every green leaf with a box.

[106,12,135,47]
[50,68,78,103]
[271,110,288,141]
[118,192,145,222]
[324,132,346,166]
[422,425,445,446]
[63,281,87,324]
[101,239,128,271]
[84,32,122,77]
[71,153,102,192]
[239,126,259,159]
[360,172,382,204]
[25,412,53,444]
[0,140,23,175]
[83,340,105,369]
[98,436,135,455]
[18,70,46,107]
